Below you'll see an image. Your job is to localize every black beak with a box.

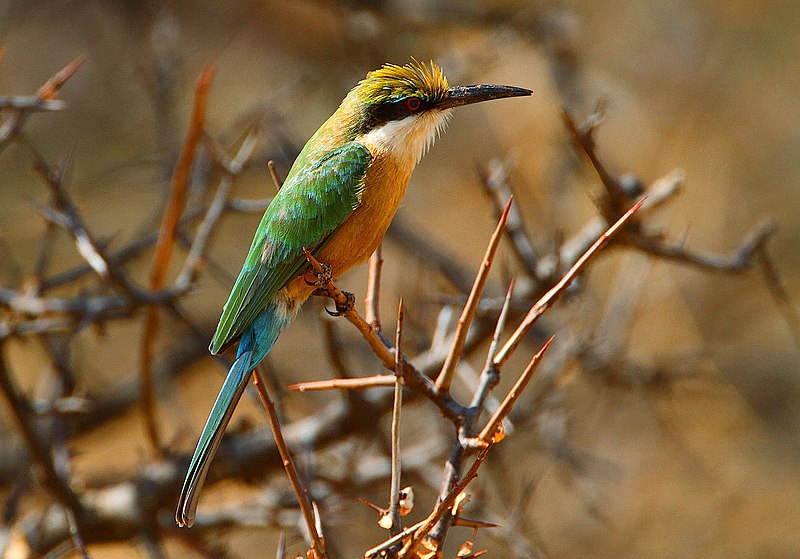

[438,84,532,110]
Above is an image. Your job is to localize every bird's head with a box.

[333,59,531,164]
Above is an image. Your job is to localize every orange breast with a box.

[283,152,412,302]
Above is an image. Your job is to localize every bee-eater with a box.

[176,60,530,527]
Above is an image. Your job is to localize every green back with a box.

[210,141,371,353]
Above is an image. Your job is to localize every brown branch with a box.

[402,444,494,557]
[268,159,283,190]
[478,337,554,443]
[288,375,395,392]
[388,299,405,536]
[435,197,512,393]
[479,160,539,277]
[140,63,215,456]
[252,367,327,559]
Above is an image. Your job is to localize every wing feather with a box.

[210,141,371,353]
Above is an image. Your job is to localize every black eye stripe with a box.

[366,98,433,129]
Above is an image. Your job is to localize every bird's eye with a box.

[405,97,421,112]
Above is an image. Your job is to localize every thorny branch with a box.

[0,47,795,559]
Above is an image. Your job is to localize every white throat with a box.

[359,110,452,164]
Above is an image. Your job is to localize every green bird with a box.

[176,59,531,527]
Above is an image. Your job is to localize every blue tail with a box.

[176,299,293,527]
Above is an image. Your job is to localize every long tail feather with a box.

[176,348,253,527]
[176,298,295,528]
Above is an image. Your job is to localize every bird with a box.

[176,59,531,527]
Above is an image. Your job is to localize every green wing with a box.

[210,141,371,354]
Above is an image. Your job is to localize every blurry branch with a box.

[140,63,216,456]
[757,248,800,346]
[0,340,89,554]
[0,57,84,153]
[560,107,798,344]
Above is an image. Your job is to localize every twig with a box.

[176,126,259,286]
[30,149,144,299]
[483,279,515,372]
[140,63,215,456]
[268,160,283,190]
[0,56,84,152]
[0,95,65,111]
[65,507,91,559]
[288,375,395,392]
[364,520,427,558]
[365,245,383,331]
[276,532,286,559]
[561,105,631,220]
[479,160,539,277]
[435,198,512,393]
[478,337,553,443]
[629,219,777,272]
[252,367,327,559]
[388,299,404,536]
[0,341,85,525]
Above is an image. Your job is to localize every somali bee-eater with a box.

[176,60,530,527]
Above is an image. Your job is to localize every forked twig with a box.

[478,337,554,443]
[402,444,494,557]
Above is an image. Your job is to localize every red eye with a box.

[405,97,421,111]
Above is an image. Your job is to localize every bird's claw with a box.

[324,291,355,317]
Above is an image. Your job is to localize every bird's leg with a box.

[304,262,333,287]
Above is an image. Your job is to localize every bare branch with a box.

[478,337,554,443]
[388,299,405,536]
[252,368,327,558]
[140,63,215,456]
[435,197,512,394]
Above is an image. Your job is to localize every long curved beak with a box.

[438,84,532,110]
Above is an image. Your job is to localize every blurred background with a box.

[0,1,798,557]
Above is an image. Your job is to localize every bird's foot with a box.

[304,262,333,287]
[324,291,355,317]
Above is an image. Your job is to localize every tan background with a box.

[0,1,799,557]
